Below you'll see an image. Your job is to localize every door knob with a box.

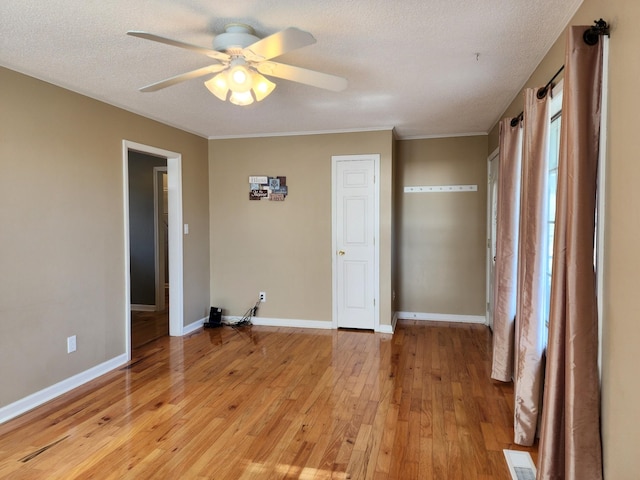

[338,250,345,256]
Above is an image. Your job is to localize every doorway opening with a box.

[128,158,168,348]
[123,141,184,359]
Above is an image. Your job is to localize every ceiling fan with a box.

[127,23,348,106]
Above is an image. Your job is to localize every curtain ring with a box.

[536,86,549,100]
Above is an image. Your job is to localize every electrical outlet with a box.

[259,291,266,302]
[67,335,77,353]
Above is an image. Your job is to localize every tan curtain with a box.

[491,119,522,382]
[537,25,603,479]
[513,88,550,446]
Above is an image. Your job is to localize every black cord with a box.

[222,297,260,327]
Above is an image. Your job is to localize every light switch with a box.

[183,224,189,235]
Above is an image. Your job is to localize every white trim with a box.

[596,36,609,380]
[123,140,184,364]
[0,354,128,425]
[166,151,184,337]
[122,143,132,358]
[400,131,489,140]
[208,126,395,140]
[331,154,381,332]
[228,316,333,330]
[377,312,397,334]
[377,324,394,334]
[396,312,486,324]
[209,128,489,141]
[183,317,207,335]
[131,304,156,312]
[220,316,396,333]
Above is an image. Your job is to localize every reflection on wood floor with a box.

[0,320,537,479]
[131,309,168,349]
[131,289,169,349]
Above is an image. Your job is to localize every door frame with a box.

[486,147,499,329]
[123,140,184,359]
[331,154,380,331]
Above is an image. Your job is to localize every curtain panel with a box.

[491,119,522,382]
[537,25,604,480]
[513,88,550,446]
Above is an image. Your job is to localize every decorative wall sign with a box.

[249,175,288,201]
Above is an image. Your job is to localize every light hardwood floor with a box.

[131,288,170,349]
[0,320,536,479]
[131,308,169,349]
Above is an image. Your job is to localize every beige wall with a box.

[396,136,488,315]
[488,0,640,476]
[0,67,210,407]
[208,131,394,326]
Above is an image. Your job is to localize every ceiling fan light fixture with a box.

[131,25,348,108]
[204,73,229,101]
[229,90,254,106]
[227,64,253,93]
[252,73,276,102]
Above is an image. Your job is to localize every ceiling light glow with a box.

[205,67,276,105]
[227,65,253,93]
[229,90,255,106]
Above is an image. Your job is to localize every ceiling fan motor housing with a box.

[212,23,260,52]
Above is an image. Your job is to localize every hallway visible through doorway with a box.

[127,150,169,349]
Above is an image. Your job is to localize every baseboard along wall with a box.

[131,304,157,312]
[396,311,486,324]
[0,354,128,426]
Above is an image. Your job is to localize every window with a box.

[542,85,563,345]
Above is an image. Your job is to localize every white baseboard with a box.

[396,311,486,324]
[224,316,333,330]
[221,316,398,332]
[377,312,397,334]
[183,316,206,335]
[0,353,128,425]
[131,304,156,312]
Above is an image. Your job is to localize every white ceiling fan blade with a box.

[257,62,348,92]
[139,64,227,92]
[244,27,316,61]
[127,31,230,62]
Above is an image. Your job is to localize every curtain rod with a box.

[510,19,609,128]
[510,65,564,127]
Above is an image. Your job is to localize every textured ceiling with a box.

[1,0,583,139]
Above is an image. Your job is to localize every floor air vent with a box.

[503,449,536,480]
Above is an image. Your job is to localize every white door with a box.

[486,150,500,330]
[333,156,377,330]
